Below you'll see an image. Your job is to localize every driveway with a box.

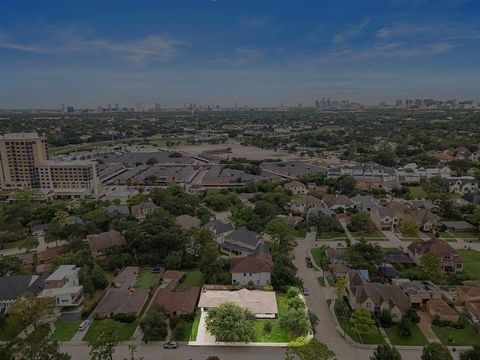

[418,311,440,343]
[195,310,216,345]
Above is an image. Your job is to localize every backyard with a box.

[409,186,428,199]
[253,293,290,342]
[431,315,480,346]
[384,324,429,346]
[458,249,480,279]
[135,269,160,289]
[0,317,20,341]
[50,320,81,341]
[175,270,204,291]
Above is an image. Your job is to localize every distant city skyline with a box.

[1,0,479,108]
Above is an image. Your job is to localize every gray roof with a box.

[202,219,235,235]
[105,204,130,216]
[0,274,46,301]
[225,227,261,248]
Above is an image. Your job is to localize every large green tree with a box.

[89,320,121,360]
[421,343,452,360]
[140,310,168,341]
[265,217,294,252]
[205,302,255,343]
[350,308,376,336]
[421,251,446,284]
[371,344,402,360]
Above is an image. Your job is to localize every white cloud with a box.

[240,15,272,28]
[332,18,371,44]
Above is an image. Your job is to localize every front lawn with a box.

[1,238,27,250]
[458,249,480,279]
[310,246,326,268]
[50,320,81,341]
[409,186,427,199]
[334,299,384,345]
[316,232,346,240]
[135,269,160,289]
[175,270,204,291]
[0,317,20,341]
[254,292,290,343]
[384,324,428,346]
[190,309,201,341]
[172,309,201,341]
[82,319,138,342]
[431,315,480,346]
[351,230,386,239]
[453,231,480,239]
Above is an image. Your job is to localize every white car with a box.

[79,320,90,331]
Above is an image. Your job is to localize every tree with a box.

[345,239,383,271]
[90,264,109,290]
[280,308,311,337]
[0,256,22,276]
[287,338,336,360]
[123,338,143,360]
[348,212,374,233]
[22,235,39,253]
[460,344,480,360]
[421,251,446,284]
[335,277,347,298]
[271,253,302,291]
[398,317,412,337]
[265,217,294,252]
[8,293,56,331]
[371,344,402,360]
[379,309,394,328]
[350,308,376,336]
[399,215,418,237]
[205,302,255,343]
[146,158,158,166]
[263,321,273,337]
[421,343,452,360]
[308,311,319,334]
[4,324,71,360]
[164,250,184,270]
[140,310,168,341]
[89,319,121,360]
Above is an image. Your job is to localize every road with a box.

[293,237,429,360]
[60,344,286,360]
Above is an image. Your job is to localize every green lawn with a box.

[50,320,81,341]
[458,249,480,279]
[452,231,480,239]
[190,309,201,341]
[135,269,160,289]
[310,247,326,268]
[0,238,27,249]
[83,289,104,308]
[254,293,290,342]
[432,315,480,346]
[82,319,138,342]
[384,324,429,346]
[424,231,455,239]
[316,232,347,240]
[409,186,428,199]
[175,270,204,291]
[172,320,193,341]
[334,299,384,345]
[0,317,20,341]
[351,230,386,239]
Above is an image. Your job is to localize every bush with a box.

[398,318,412,337]
[263,321,273,335]
[379,310,394,328]
[431,317,464,329]
[180,312,195,322]
[112,312,136,323]
[169,315,181,330]
[406,308,420,324]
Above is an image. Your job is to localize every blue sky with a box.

[0,0,479,108]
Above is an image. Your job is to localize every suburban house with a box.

[406,238,464,273]
[393,279,442,307]
[0,274,47,314]
[222,227,267,256]
[131,201,158,221]
[441,221,477,233]
[426,298,459,322]
[351,195,379,212]
[19,246,65,273]
[202,219,235,244]
[284,180,307,195]
[324,195,353,211]
[456,281,480,322]
[371,207,402,231]
[94,267,150,317]
[290,195,323,215]
[404,209,442,232]
[175,214,201,230]
[152,270,201,316]
[87,229,127,259]
[345,270,410,321]
[38,265,84,312]
[326,248,347,265]
[198,288,278,318]
[447,178,480,194]
[230,253,273,287]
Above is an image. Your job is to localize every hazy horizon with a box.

[1,0,479,108]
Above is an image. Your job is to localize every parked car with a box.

[163,341,178,349]
[79,320,90,331]
[303,287,309,296]
[306,261,313,268]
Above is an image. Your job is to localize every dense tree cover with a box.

[350,308,376,336]
[205,302,256,343]
[280,288,311,337]
[345,239,383,272]
[460,345,480,360]
[371,344,402,360]
[348,212,374,233]
[89,320,121,360]
[304,214,343,233]
[140,310,168,341]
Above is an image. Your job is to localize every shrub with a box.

[180,312,195,322]
[169,315,181,330]
[379,310,394,328]
[112,312,136,323]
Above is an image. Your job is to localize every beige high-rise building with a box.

[0,132,48,189]
[0,132,100,199]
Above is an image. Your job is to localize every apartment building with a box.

[0,132,48,189]
[0,133,100,199]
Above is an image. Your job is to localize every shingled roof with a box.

[88,230,127,253]
[230,253,273,274]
